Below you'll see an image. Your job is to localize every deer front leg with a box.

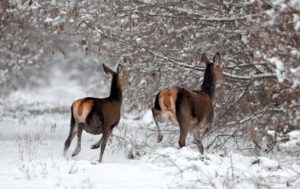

[72,127,82,157]
[98,129,113,163]
[192,127,204,154]
[192,123,212,154]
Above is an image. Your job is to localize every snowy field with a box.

[1,66,300,189]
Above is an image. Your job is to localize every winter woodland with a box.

[0,0,300,188]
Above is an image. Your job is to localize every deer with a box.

[152,52,225,154]
[63,64,128,163]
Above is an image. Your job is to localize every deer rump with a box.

[155,87,213,131]
[152,86,215,154]
[72,97,120,134]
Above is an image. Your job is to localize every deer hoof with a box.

[197,145,204,155]
[72,150,80,157]
[157,135,163,143]
[90,144,100,149]
[91,160,98,165]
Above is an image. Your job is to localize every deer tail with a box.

[70,106,75,127]
[154,93,161,111]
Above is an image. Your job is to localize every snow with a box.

[280,130,300,151]
[1,65,300,189]
[289,0,300,9]
[288,130,300,139]
[290,66,300,87]
[44,16,64,26]
[268,57,285,82]
[6,158,171,189]
[293,14,300,31]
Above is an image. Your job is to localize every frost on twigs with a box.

[127,146,146,160]
[0,0,300,187]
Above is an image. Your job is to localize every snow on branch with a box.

[224,72,277,80]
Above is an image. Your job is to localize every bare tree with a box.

[1,0,299,153]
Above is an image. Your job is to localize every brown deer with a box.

[152,52,225,154]
[63,64,128,163]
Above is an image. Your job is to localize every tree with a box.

[1,0,299,153]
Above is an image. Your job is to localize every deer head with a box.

[103,64,129,88]
[201,52,226,84]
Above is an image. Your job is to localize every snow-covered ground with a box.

[1,66,300,189]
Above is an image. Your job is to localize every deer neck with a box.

[109,75,122,101]
[201,64,216,100]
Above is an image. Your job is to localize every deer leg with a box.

[98,129,113,163]
[152,108,163,143]
[90,135,104,149]
[202,123,212,138]
[202,123,212,151]
[192,127,204,154]
[63,122,78,157]
[154,119,163,143]
[72,125,83,157]
[178,126,188,148]
[193,123,212,154]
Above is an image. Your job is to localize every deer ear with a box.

[117,64,124,76]
[201,53,209,65]
[213,52,220,66]
[102,64,114,77]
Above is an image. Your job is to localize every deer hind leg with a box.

[177,111,189,148]
[63,120,78,157]
[72,123,84,157]
[152,108,164,143]
[178,126,188,148]
[98,128,113,163]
